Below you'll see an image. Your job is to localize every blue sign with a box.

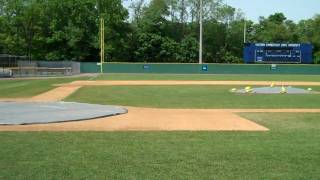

[202,65,208,71]
[143,65,150,70]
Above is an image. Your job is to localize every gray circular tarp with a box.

[0,102,127,125]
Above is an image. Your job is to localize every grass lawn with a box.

[0,113,319,179]
[1,74,320,179]
[0,77,89,98]
[66,85,320,109]
[94,73,320,81]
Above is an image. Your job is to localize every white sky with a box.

[123,0,320,22]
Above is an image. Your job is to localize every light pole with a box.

[100,18,105,74]
[199,0,203,64]
[97,0,105,73]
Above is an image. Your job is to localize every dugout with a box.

[244,43,313,64]
[0,54,80,77]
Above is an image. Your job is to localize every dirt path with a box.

[67,80,320,86]
[31,86,81,102]
[1,80,320,131]
[0,107,269,131]
[2,107,320,132]
[0,86,81,102]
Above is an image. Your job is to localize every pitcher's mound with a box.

[234,86,314,94]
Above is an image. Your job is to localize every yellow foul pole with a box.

[100,18,105,73]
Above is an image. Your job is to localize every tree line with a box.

[0,0,319,63]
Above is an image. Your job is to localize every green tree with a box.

[0,16,5,53]
[254,14,292,43]
[176,36,198,63]
[203,20,226,62]
[20,0,42,59]
[1,0,319,63]
[138,0,169,35]
[130,0,145,23]
[134,33,178,62]
[226,20,246,59]
[0,0,26,55]
[268,13,287,24]
[296,16,320,61]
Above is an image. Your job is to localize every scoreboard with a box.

[243,43,313,64]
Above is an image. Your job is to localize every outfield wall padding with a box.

[81,62,320,75]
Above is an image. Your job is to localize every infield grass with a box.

[66,85,320,109]
[0,77,89,98]
[1,113,319,179]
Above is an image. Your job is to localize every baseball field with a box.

[0,73,320,179]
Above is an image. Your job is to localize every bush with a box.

[218,48,243,63]
[314,51,320,64]
[134,33,179,62]
[176,36,198,63]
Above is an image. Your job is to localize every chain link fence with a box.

[0,54,80,78]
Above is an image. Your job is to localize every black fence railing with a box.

[0,54,29,67]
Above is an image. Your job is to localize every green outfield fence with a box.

[81,62,320,75]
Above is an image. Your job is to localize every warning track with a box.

[66,80,320,86]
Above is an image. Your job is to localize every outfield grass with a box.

[1,113,319,179]
[0,77,89,98]
[94,73,320,81]
[66,85,320,109]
